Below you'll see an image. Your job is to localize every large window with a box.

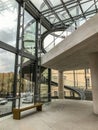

[40,69,49,102]
[0,0,18,47]
[0,48,15,116]
[15,57,34,108]
[24,19,36,55]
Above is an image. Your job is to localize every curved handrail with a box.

[49,80,85,100]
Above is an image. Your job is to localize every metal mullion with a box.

[55,18,73,26]
[55,8,97,26]
[60,0,75,23]
[83,0,98,14]
[42,0,92,16]
[74,9,96,19]
[13,3,21,108]
[42,0,79,15]
[43,0,60,19]
[65,1,90,11]
[34,21,39,103]
[94,0,98,12]
[42,5,63,15]
[85,9,96,16]
[44,0,65,26]
[48,69,51,102]
[44,8,66,17]
[18,50,35,60]
[0,41,17,54]
[16,0,52,30]
[77,0,86,19]
[51,33,65,39]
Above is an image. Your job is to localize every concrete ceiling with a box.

[41,14,98,71]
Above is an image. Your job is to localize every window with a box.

[86,77,90,87]
[0,0,18,47]
[0,48,15,116]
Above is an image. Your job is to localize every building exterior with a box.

[51,69,92,97]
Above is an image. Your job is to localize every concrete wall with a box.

[41,14,98,71]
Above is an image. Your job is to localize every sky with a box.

[0,1,17,73]
[0,1,33,73]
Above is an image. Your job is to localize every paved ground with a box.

[0,99,98,130]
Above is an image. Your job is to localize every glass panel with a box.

[68,6,82,17]
[16,57,34,108]
[67,3,78,8]
[41,25,47,34]
[81,0,94,12]
[44,12,52,17]
[44,31,65,52]
[0,0,18,47]
[0,48,15,116]
[24,10,33,25]
[96,1,98,8]
[51,69,58,99]
[80,0,93,4]
[76,18,86,26]
[24,21,36,55]
[46,14,59,24]
[30,0,48,11]
[49,0,61,6]
[86,13,95,19]
[44,34,54,50]
[57,10,70,20]
[85,4,96,12]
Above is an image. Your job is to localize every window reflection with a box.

[16,57,34,108]
[24,20,36,55]
[0,48,15,116]
[23,12,36,55]
[0,0,18,47]
[40,69,48,102]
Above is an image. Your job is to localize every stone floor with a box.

[0,99,98,130]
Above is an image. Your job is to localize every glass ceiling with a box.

[30,0,98,28]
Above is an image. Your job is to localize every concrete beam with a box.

[41,14,98,71]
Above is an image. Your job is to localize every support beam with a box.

[48,69,51,102]
[58,70,64,99]
[89,52,98,114]
[13,3,21,108]
[34,21,39,103]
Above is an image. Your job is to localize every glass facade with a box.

[0,0,96,117]
[40,69,49,102]
[0,49,15,116]
[30,0,98,26]
[0,0,18,47]
[0,1,38,116]
[24,20,36,55]
[16,57,34,108]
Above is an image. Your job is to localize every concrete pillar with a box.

[58,70,64,99]
[89,52,98,114]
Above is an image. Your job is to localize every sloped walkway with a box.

[0,99,98,130]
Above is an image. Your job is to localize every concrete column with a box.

[89,53,98,114]
[58,70,64,99]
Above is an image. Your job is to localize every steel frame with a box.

[13,3,21,108]
[48,69,51,102]
[16,0,98,34]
